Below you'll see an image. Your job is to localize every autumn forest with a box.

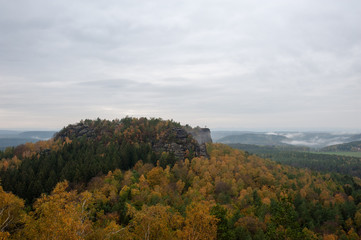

[1,118,361,239]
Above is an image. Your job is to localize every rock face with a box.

[55,123,96,140]
[151,127,213,160]
[186,128,212,158]
[152,127,204,160]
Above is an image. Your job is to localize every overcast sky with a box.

[0,0,360,131]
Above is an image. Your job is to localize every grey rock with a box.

[152,127,213,160]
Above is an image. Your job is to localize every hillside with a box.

[230,143,361,178]
[2,142,361,239]
[211,131,254,141]
[321,141,361,152]
[0,118,210,202]
[2,118,361,239]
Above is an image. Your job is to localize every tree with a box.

[22,181,92,240]
[126,204,181,240]
[0,185,24,237]
[210,205,232,240]
[268,197,303,239]
[180,201,218,240]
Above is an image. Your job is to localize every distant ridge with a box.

[214,131,361,148]
[217,133,288,146]
[0,131,57,150]
[321,140,361,152]
[18,131,56,139]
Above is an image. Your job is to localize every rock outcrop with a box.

[186,128,212,158]
[152,127,203,160]
[55,120,213,161]
[55,123,96,140]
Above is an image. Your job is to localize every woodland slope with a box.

[1,118,361,239]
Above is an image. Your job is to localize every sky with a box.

[0,0,360,131]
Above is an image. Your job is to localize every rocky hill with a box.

[55,118,212,160]
[0,117,212,202]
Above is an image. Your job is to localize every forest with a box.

[1,118,361,239]
[321,141,361,153]
[229,144,361,178]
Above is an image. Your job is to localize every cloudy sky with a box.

[0,0,360,131]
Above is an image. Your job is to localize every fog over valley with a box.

[213,131,361,148]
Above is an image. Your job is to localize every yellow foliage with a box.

[147,167,166,187]
[319,189,330,202]
[262,197,271,205]
[126,204,182,240]
[139,174,150,191]
[176,180,185,193]
[334,193,345,204]
[0,186,24,236]
[179,201,218,240]
[354,209,361,228]
[302,227,318,240]
[347,228,359,239]
[323,234,338,240]
[345,217,353,231]
[0,232,10,240]
[22,181,92,240]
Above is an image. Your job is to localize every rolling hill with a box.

[215,131,361,149]
[216,133,288,145]
[321,141,361,152]
[0,130,56,150]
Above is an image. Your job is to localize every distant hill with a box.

[18,131,56,139]
[0,131,57,150]
[0,130,20,135]
[348,134,361,142]
[228,143,310,153]
[321,140,361,152]
[210,130,254,141]
[214,131,361,148]
[217,133,288,145]
[0,138,40,150]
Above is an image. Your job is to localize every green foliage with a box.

[0,117,196,203]
[211,205,232,240]
[267,197,303,239]
[230,143,361,178]
[321,141,361,152]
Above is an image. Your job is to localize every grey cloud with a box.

[0,0,361,130]
[77,79,137,89]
